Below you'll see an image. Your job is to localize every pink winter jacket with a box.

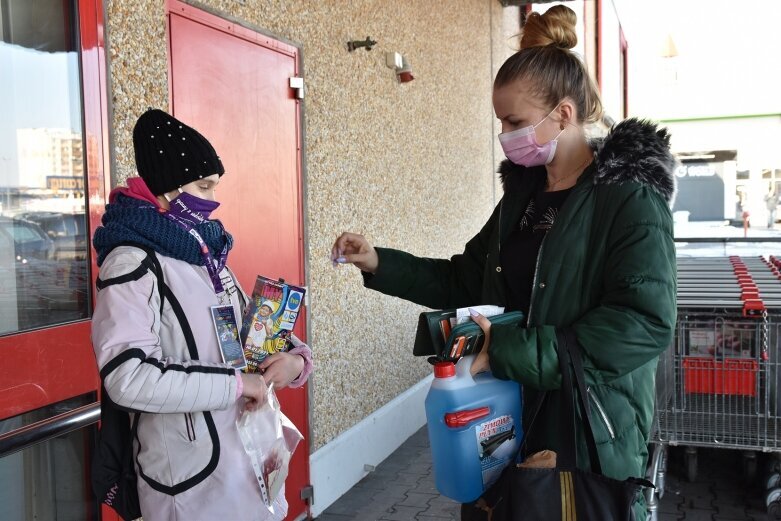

[91,245,312,520]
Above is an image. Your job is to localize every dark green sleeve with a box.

[489,187,676,389]
[362,203,500,310]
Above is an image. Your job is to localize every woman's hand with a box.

[331,232,379,274]
[259,352,306,390]
[240,372,268,411]
[470,310,492,376]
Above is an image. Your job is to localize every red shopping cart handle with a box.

[743,299,766,317]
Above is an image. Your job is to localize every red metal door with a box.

[167,2,309,518]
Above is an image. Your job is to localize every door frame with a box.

[164,1,312,516]
[0,0,110,421]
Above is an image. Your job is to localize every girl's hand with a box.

[331,232,379,273]
[259,352,306,389]
[240,373,268,411]
[469,310,492,376]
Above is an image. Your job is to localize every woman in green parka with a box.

[332,5,676,518]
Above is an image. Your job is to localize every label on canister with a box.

[475,415,517,487]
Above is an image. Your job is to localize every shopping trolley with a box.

[646,254,781,520]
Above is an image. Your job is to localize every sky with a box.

[0,43,81,180]
[611,0,781,121]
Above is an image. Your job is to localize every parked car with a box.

[0,216,55,262]
[17,212,87,260]
[0,215,88,333]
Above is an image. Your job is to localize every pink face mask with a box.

[498,106,564,167]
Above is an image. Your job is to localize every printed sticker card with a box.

[210,305,247,370]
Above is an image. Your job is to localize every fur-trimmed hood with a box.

[499,118,676,203]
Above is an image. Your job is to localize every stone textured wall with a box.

[105,0,519,449]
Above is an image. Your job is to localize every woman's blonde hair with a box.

[495,5,603,124]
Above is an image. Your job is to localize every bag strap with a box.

[98,242,166,314]
[508,329,604,473]
[515,388,547,460]
[511,332,582,463]
[140,247,165,316]
[564,329,602,474]
[556,334,578,469]
[557,328,604,474]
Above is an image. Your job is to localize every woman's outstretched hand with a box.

[331,232,379,274]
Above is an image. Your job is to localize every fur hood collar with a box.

[499,118,676,203]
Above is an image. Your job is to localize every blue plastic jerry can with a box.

[424,355,523,503]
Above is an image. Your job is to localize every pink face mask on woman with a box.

[498,105,564,167]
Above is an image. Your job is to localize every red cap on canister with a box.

[434,362,456,378]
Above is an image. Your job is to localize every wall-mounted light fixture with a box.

[385,52,414,83]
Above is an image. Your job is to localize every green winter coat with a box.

[364,119,677,507]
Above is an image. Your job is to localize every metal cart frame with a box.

[646,252,781,521]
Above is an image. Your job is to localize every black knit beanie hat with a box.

[132,108,225,195]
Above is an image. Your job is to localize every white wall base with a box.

[309,374,432,517]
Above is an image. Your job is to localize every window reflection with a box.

[0,0,89,335]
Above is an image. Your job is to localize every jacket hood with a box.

[499,118,677,203]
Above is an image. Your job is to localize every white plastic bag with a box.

[236,386,304,514]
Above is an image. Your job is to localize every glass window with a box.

[0,0,89,335]
[0,394,98,521]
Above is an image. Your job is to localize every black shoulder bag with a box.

[91,245,165,521]
[464,329,653,520]
[91,390,142,521]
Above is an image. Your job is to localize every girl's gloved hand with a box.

[331,232,379,273]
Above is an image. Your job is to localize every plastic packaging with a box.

[237,387,303,513]
[425,355,523,503]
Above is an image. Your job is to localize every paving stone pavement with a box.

[653,446,771,521]
[316,427,777,521]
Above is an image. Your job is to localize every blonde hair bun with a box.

[520,5,578,51]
